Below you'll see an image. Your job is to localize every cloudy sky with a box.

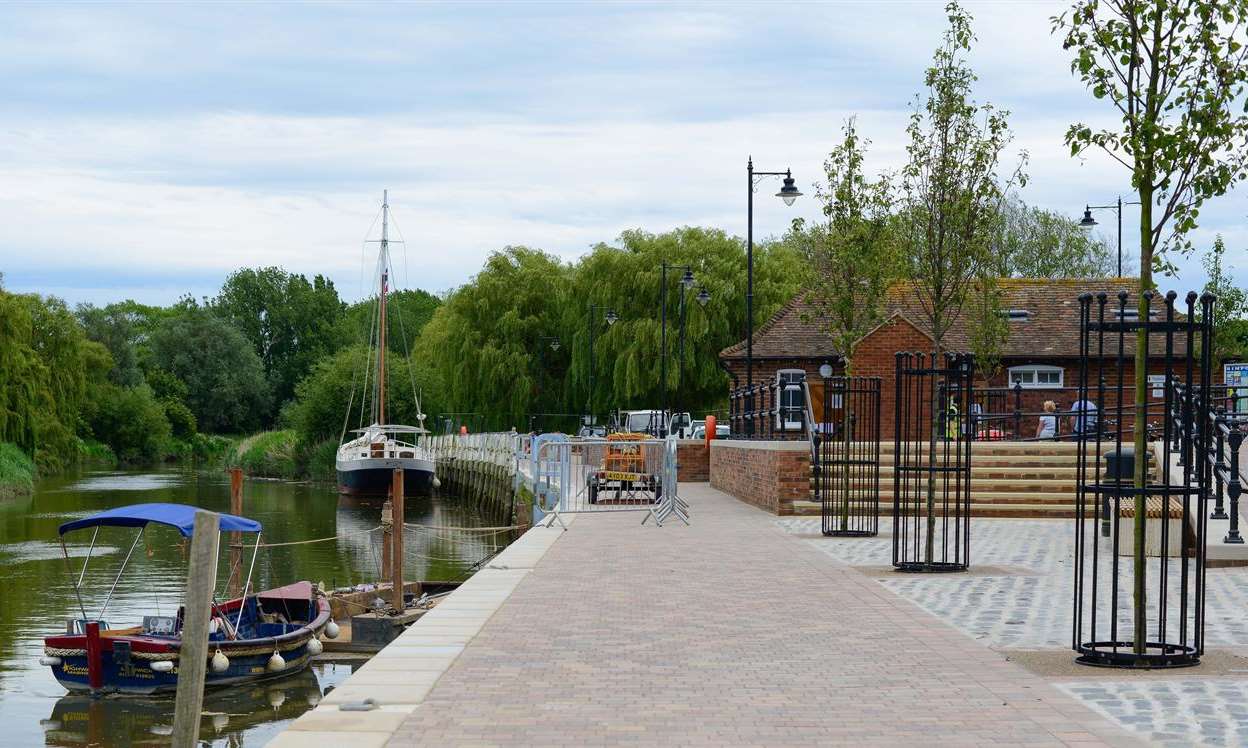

[1,0,1244,306]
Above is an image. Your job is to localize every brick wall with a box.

[676,439,710,482]
[709,441,810,515]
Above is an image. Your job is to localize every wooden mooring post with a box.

[171,510,220,748]
[228,467,243,598]
[390,469,404,612]
[380,498,393,580]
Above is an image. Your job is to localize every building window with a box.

[1008,364,1064,389]
[776,369,806,431]
[998,309,1031,321]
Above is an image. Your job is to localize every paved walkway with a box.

[390,484,1137,746]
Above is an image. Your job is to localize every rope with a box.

[255,526,383,548]
[402,523,522,533]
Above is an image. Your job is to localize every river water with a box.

[0,465,515,747]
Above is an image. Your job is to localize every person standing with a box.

[1037,400,1058,440]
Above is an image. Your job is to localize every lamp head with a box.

[1079,207,1097,231]
[550,338,561,351]
[696,286,710,307]
[681,268,695,290]
[776,170,802,206]
[605,309,618,326]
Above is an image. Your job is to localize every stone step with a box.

[790,500,1079,519]
[818,454,1083,468]
[809,477,1078,491]
[807,490,1076,504]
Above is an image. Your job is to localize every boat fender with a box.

[267,651,286,672]
[211,714,230,732]
[151,660,175,673]
[268,690,286,708]
[211,649,230,673]
[432,475,442,489]
[39,656,62,667]
[324,620,341,639]
[307,637,324,656]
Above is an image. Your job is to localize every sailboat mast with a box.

[378,190,388,427]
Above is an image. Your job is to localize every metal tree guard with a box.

[892,352,974,572]
[1072,290,1215,669]
[816,376,882,537]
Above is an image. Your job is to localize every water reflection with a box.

[0,466,513,746]
[41,663,355,747]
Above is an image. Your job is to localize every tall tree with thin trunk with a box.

[792,117,896,532]
[897,1,1026,564]
[1054,0,1248,655]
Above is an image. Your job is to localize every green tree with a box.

[418,247,571,430]
[76,303,144,387]
[1055,0,1248,654]
[84,383,171,462]
[214,268,344,418]
[148,309,271,433]
[991,198,1116,278]
[1202,235,1248,366]
[897,1,1025,565]
[792,117,896,374]
[335,288,441,353]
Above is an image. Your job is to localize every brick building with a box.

[719,278,1201,438]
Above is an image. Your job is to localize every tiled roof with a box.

[720,278,1189,361]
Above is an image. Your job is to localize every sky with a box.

[0,0,1244,307]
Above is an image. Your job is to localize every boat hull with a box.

[336,457,435,496]
[48,641,318,696]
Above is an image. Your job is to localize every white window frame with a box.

[776,369,806,431]
[1007,364,1064,390]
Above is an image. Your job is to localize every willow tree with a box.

[1054,0,1248,654]
[897,2,1025,564]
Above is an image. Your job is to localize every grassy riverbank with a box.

[225,430,336,482]
[0,443,35,499]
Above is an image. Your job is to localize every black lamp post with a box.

[676,285,711,423]
[586,305,617,423]
[660,264,700,436]
[1079,196,1141,278]
[747,158,801,434]
[530,336,561,432]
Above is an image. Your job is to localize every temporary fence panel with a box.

[1071,290,1214,669]
[810,377,882,537]
[892,352,974,572]
[531,437,683,527]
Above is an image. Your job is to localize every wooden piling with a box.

[390,469,405,612]
[228,467,243,598]
[171,510,220,748]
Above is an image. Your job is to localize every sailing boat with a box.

[335,191,437,496]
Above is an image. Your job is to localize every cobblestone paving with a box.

[1055,680,1248,747]
[391,485,1134,746]
[779,517,1248,648]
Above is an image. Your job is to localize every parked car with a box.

[690,423,730,439]
[576,424,608,438]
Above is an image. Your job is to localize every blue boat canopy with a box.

[59,503,262,537]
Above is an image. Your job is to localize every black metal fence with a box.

[814,377,882,537]
[726,381,807,440]
[1072,290,1214,669]
[892,352,974,572]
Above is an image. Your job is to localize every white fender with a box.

[266,652,286,672]
[306,637,323,656]
[324,620,340,639]
[151,660,175,672]
[211,650,230,673]
[38,656,62,667]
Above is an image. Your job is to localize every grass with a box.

[0,442,35,499]
[226,430,300,479]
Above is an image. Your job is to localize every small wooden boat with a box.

[41,503,337,696]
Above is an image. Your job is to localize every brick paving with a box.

[390,484,1138,746]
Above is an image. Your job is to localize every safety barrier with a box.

[529,436,686,528]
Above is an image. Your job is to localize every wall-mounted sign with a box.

[1225,363,1248,414]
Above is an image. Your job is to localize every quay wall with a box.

[675,439,710,482]
[709,440,809,515]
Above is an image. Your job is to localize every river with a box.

[0,465,516,747]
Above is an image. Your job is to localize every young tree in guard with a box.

[1054,0,1248,657]
[790,117,894,536]
[897,2,1024,564]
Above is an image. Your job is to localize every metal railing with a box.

[527,436,686,528]
[727,381,806,440]
[1205,409,1246,544]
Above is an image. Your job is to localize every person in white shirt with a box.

[1037,400,1058,440]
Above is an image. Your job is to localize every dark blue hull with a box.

[337,467,434,496]
[50,645,315,696]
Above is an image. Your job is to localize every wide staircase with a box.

[794,441,1091,519]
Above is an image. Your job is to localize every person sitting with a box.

[1070,397,1099,436]
[1037,400,1058,441]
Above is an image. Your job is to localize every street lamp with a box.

[586,305,617,423]
[1078,196,1140,278]
[747,158,800,435]
[659,266,712,437]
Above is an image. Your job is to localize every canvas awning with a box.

[58,503,262,537]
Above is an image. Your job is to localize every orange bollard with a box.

[705,415,717,447]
